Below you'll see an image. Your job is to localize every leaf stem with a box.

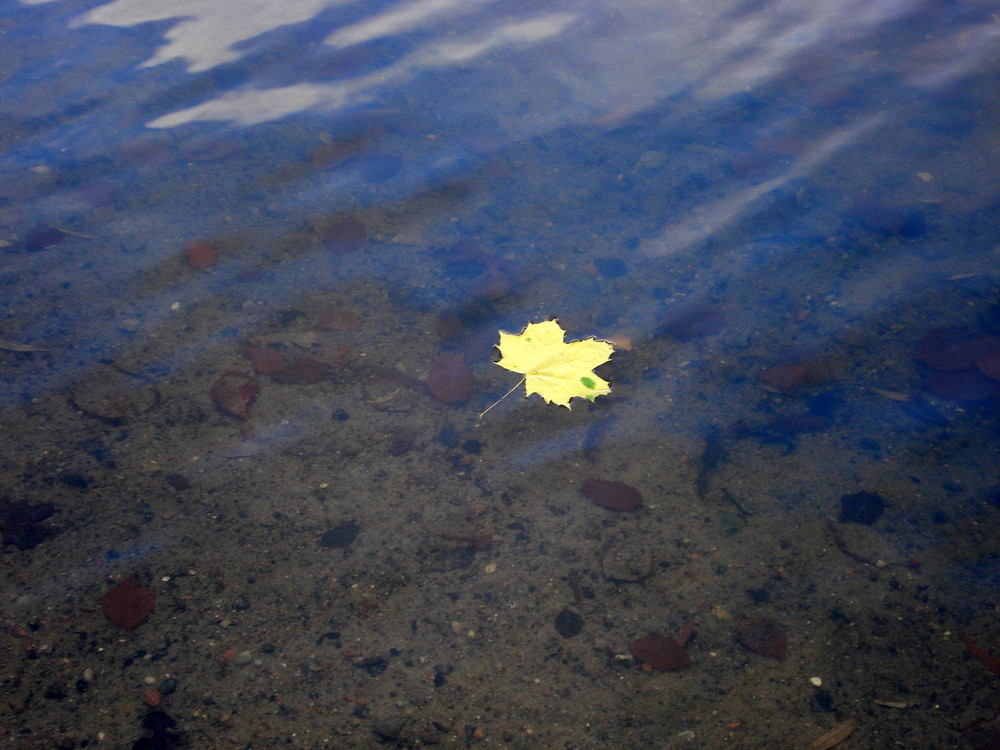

[478,377,525,419]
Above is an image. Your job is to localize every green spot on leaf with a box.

[581,376,596,389]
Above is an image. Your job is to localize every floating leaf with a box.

[493,319,614,409]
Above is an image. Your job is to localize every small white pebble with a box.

[810,676,823,687]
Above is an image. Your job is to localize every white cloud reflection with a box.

[639,114,886,257]
[24,0,350,72]
[19,0,994,136]
[325,0,493,48]
[146,12,578,127]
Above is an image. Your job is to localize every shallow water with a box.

[2,1,1000,747]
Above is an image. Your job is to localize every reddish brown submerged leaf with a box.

[464,268,512,300]
[184,240,217,270]
[269,356,329,385]
[966,715,1000,750]
[425,354,474,403]
[324,216,367,253]
[628,634,691,670]
[659,304,726,339]
[72,376,129,419]
[915,328,1000,372]
[582,478,643,512]
[735,617,787,658]
[245,345,287,374]
[759,357,831,390]
[924,369,1000,403]
[238,380,259,404]
[960,633,1000,677]
[102,576,155,631]
[435,313,465,340]
[324,345,352,368]
[316,307,359,331]
[210,371,259,420]
[804,719,859,750]
[976,350,1000,382]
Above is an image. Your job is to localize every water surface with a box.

[2,1,1000,747]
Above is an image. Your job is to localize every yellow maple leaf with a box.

[487,319,615,411]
